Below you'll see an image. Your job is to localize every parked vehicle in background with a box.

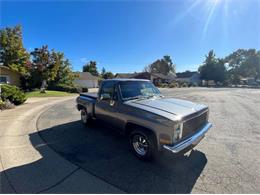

[76,79,212,160]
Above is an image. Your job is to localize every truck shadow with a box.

[35,120,207,193]
[1,120,207,193]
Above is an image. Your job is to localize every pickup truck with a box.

[76,79,212,160]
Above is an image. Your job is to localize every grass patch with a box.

[25,90,77,98]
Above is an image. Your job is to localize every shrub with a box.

[169,82,179,88]
[0,84,27,105]
[188,83,198,87]
[47,84,79,93]
[181,83,188,88]
[160,83,168,88]
[0,99,15,110]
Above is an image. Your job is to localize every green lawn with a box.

[25,90,77,98]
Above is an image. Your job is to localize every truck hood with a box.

[125,97,207,120]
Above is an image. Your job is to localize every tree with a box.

[30,45,51,90]
[28,46,75,89]
[103,71,114,79]
[199,50,217,81]
[82,61,99,76]
[199,50,226,83]
[0,25,30,74]
[49,51,75,86]
[100,67,114,79]
[163,55,176,74]
[144,55,176,75]
[101,67,106,77]
[224,49,260,82]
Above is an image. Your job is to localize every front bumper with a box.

[163,122,212,153]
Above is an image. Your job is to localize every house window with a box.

[0,76,8,83]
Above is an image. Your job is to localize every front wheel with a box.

[129,129,157,160]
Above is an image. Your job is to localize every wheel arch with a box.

[77,104,86,111]
[125,122,158,150]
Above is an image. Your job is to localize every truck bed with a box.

[80,92,98,100]
[77,93,97,116]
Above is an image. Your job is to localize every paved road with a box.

[35,88,260,193]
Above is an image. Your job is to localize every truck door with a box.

[95,81,122,129]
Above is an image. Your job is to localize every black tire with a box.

[80,109,91,125]
[129,128,157,160]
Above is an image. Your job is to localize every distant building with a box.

[202,80,216,86]
[0,65,21,87]
[115,72,176,86]
[73,72,99,88]
[166,72,177,83]
[114,73,138,79]
[176,71,201,85]
[240,77,258,86]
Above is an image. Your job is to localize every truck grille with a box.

[182,111,208,138]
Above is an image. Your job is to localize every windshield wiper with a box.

[124,94,164,101]
[134,94,163,101]
[124,95,147,101]
[146,94,164,99]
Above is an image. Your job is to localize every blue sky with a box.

[1,0,260,73]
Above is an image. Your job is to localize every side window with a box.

[100,82,114,100]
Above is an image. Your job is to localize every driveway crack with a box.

[36,167,80,194]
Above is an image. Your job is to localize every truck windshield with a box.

[119,81,162,100]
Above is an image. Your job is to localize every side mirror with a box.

[100,93,111,100]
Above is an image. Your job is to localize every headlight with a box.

[174,122,183,140]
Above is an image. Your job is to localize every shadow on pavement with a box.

[37,120,207,193]
[1,120,207,193]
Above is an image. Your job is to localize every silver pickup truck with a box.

[76,79,212,160]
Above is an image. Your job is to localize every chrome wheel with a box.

[81,110,88,124]
[132,134,149,156]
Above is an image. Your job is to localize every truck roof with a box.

[103,78,150,82]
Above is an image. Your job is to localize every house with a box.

[202,80,216,86]
[176,71,201,85]
[73,72,99,88]
[166,72,177,83]
[0,65,21,86]
[115,73,138,79]
[147,72,169,85]
[115,72,175,86]
[240,77,258,86]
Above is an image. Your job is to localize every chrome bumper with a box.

[163,122,212,153]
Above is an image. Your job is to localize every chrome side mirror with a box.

[100,93,111,100]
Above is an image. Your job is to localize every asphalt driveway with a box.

[36,87,260,193]
[0,97,123,193]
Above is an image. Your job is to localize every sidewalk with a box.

[0,97,123,193]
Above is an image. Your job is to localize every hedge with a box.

[47,84,80,93]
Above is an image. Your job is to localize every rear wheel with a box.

[129,129,157,160]
[81,109,90,125]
